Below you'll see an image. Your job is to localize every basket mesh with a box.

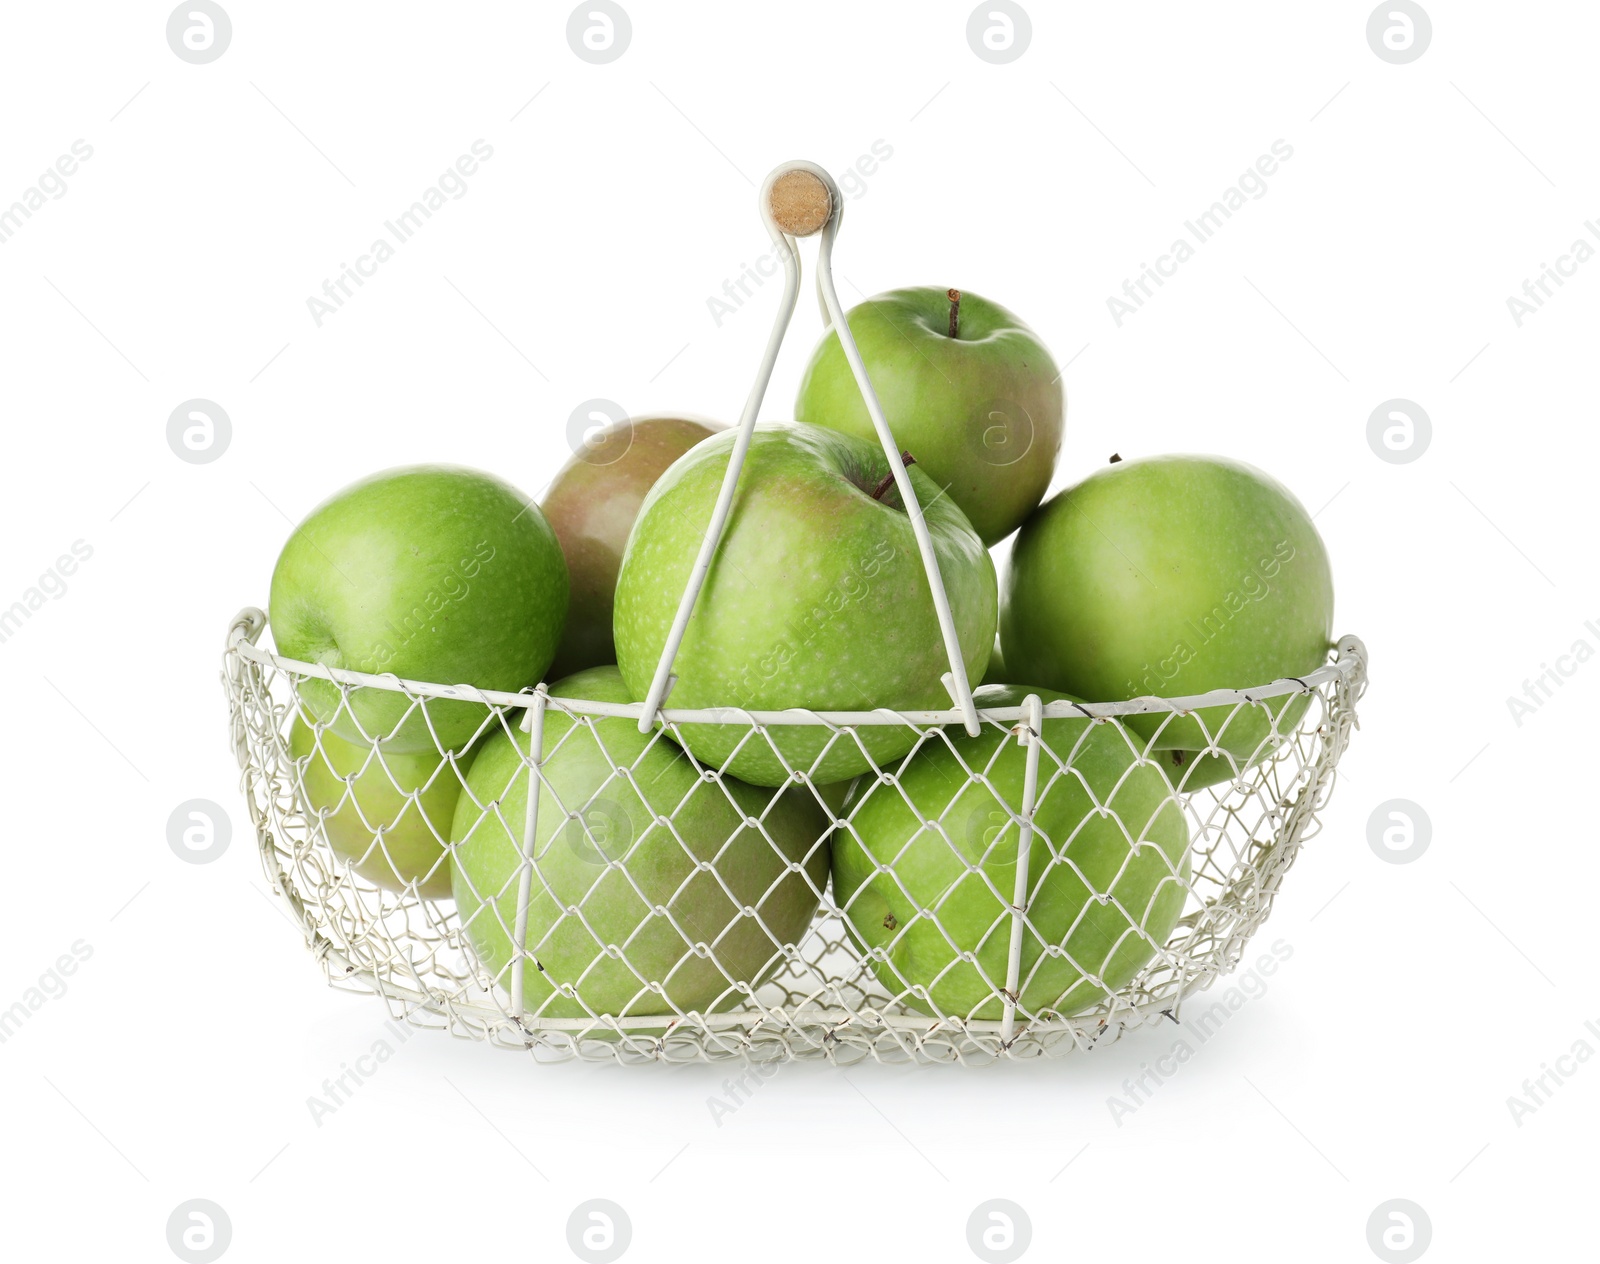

[223,610,1365,1065]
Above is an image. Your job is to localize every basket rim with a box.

[226,607,1366,729]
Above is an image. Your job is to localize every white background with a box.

[0,2,1591,1260]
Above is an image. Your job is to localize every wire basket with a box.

[222,162,1367,1064]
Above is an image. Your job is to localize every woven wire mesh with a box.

[224,608,1366,1065]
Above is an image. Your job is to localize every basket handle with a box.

[635,160,982,738]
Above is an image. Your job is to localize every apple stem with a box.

[946,288,961,338]
[870,450,917,501]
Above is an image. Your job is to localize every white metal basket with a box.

[222,161,1368,1064]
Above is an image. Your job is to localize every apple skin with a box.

[450,666,829,1018]
[981,639,1011,686]
[270,465,568,754]
[1000,455,1333,758]
[613,424,996,787]
[833,684,1190,1020]
[793,287,1063,546]
[542,416,723,679]
[815,778,857,820]
[1156,747,1238,792]
[289,715,474,899]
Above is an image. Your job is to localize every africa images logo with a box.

[305,141,495,327]
[0,941,94,1045]
[0,541,94,647]
[1105,141,1293,327]
[0,140,94,246]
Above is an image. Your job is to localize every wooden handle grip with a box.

[767,169,832,237]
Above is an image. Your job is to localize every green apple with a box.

[981,638,1011,686]
[613,424,996,787]
[1154,747,1237,792]
[542,415,723,679]
[270,465,568,754]
[290,714,475,898]
[450,666,829,1018]
[1001,455,1333,758]
[833,684,1190,1020]
[794,287,1063,545]
[815,777,858,820]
